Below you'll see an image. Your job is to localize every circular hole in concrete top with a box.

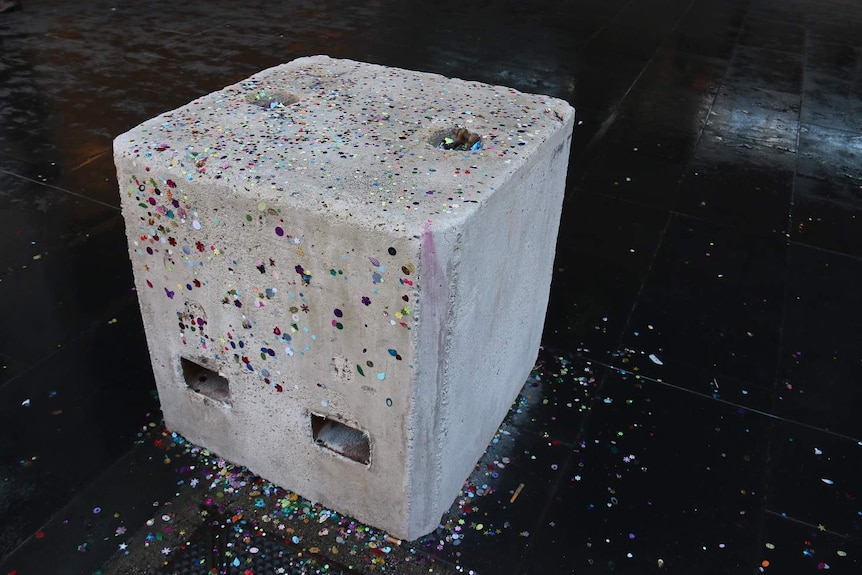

[247,90,300,109]
[428,126,482,151]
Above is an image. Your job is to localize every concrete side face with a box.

[115,162,421,536]
[408,114,575,538]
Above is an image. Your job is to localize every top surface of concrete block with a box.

[114,55,574,234]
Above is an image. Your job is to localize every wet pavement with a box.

[1,0,861,573]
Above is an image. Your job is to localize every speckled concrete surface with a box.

[2,0,861,574]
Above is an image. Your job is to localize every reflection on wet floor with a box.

[2,0,861,573]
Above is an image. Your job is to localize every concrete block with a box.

[114,55,574,540]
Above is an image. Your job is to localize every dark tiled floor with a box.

[2,0,861,574]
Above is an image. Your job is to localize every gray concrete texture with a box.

[114,55,574,540]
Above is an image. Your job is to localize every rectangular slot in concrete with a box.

[180,357,231,405]
[311,414,370,465]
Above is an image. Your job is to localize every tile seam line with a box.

[572,0,702,166]
[664,208,791,240]
[786,239,862,262]
[584,358,862,445]
[576,191,795,243]
[735,42,812,59]
[767,2,809,463]
[609,211,672,354]
[753,417,777,570]
[0,169,121,212]
[511,444,577,575]
[758,28,804,546]
[0,441,155,566]
[511,358,639,571]
[576,0,639,49]
[763,509,862,542]
[0,292,138,392]
[789,13,862,261]
[675,3,750,176]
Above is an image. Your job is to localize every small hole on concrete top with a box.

[429,126,482,151]
[247,90,300,110]
[311,413,370,465]
[181,357,231,405]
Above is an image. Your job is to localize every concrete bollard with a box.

[114,56,574,540]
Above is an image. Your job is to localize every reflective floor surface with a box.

[1,0,861,573]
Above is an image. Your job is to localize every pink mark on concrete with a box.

[421,221,443,312]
